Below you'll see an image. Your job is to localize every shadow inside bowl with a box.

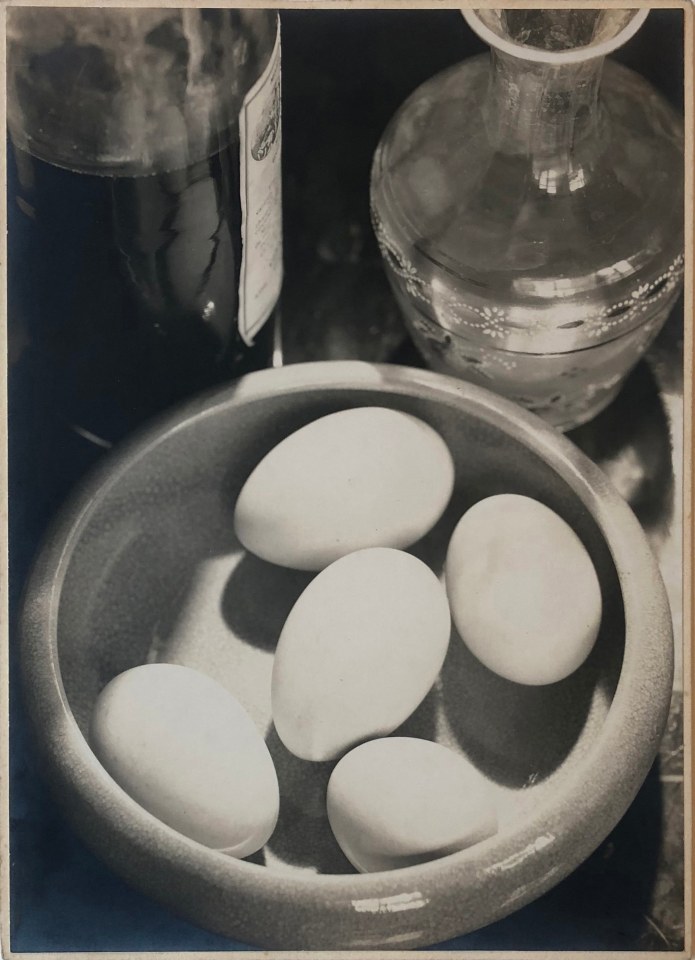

[439,521,625,793]
[407,486,480,576]
[262,725,355,874]
[221,555,314,654]
[57,485,240,735]
[260,682,439,875]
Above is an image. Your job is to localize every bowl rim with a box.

[19,360,674,946]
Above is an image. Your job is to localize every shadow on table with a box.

[569,359,674,538]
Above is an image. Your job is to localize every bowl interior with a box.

[56,383,625,877]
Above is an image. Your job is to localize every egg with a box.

[89,663,279,857]
[271,548,451,761]
[233,406,454,570]
[327,737,497,872]
[445,494,602,685]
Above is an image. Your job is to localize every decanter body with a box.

[371,10,684,430]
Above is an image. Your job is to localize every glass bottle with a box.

[370,9,684,430]
[7,7,282,448]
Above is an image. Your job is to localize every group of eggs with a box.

[90,407,602,873]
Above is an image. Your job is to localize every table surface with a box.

[8,8,686,953]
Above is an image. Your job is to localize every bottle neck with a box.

[484,48,605,190]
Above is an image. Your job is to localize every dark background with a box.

[8,7,686,952]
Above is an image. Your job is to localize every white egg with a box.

[233,406,454,570]
[271,548,451,761]
[446,494,602,685]
[89,663,279,857]
[327,737,497,872]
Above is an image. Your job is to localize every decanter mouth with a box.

[461,8,649,63]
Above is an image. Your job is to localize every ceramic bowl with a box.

[20,361,673,950]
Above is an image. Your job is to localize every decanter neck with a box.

[485,48,604,189]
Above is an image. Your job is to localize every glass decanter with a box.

[370,9,684,430]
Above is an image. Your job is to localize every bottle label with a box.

[238,19,283,346]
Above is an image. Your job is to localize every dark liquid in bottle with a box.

[8,142,275,447]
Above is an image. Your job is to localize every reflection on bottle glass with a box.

[7,8,281,445]
[11,143,275,441]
